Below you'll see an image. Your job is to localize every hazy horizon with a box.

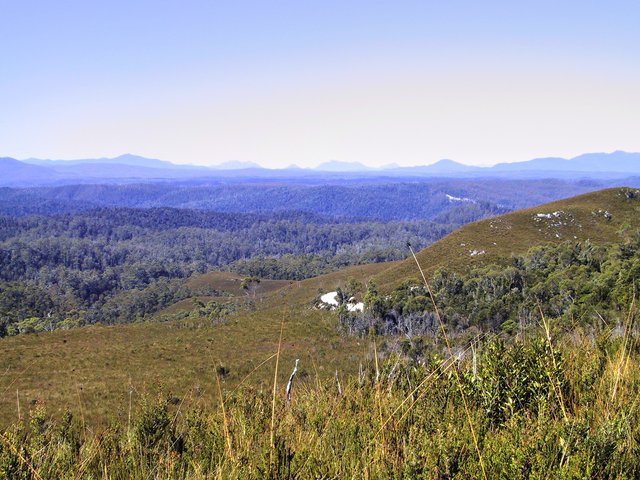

[10,149,637,171]
[2,1,639,168]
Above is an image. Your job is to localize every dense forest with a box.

[0,207,454,334]
[0,178,608,219]
[3,177,590,335]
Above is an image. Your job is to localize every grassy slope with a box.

[0,264,391,427]
[1,187,638,427]
[373,187,640,289]
[157,272,291,315]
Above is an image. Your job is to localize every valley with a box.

[1,187,639,425]
[2,184,640,477]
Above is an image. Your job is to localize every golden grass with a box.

[374,187,640,290]
[0,261,391,427]
[1,186,639,431]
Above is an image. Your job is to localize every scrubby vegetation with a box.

[337,235,640,342]
[3,234,640,477]
[2,323,640,478]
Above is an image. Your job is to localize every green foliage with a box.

[363,281,386,318]
[471,339,565,428]
[3,330,640,478]
[134,393,174,450]
[191,299,235,324]
[0,207,455,335]
[352,237,640,342]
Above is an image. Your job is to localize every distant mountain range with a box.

[491,151,640,173]
[0,151,639,186]
[23,153,204,170]
[313,151,640,176]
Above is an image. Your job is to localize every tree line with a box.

[0,207,453,335]
[340,235,640,339]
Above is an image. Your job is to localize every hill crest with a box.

[371,187,640,289]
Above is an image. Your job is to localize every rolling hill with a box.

[0,178,607,220]
[0,187,639,426]
[372,187,640,289]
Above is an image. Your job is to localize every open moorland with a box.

[2,187,640,478]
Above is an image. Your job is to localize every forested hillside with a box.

[0,178,610,219]
[0,208,451,334]
[0,177,599,335]
[1,185,637,336]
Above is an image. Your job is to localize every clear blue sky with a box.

[2,1,639,167]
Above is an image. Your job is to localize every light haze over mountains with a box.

[0,150,639,187]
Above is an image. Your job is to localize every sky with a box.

[1,1,639,168]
